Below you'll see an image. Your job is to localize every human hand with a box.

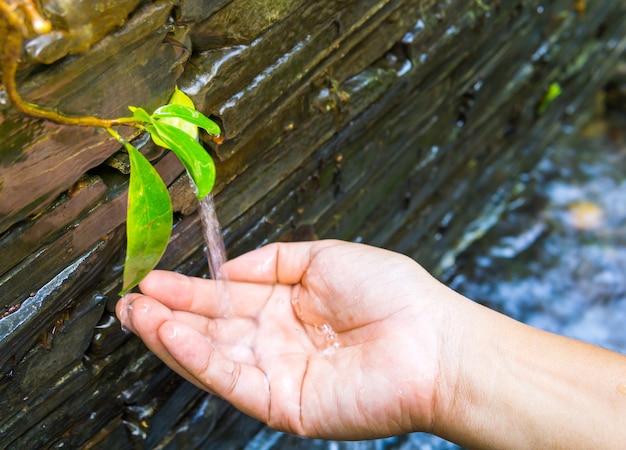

[116,240,455,440]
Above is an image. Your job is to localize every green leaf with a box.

[128,106,152,123]
[153,104,222,136]
[166,88,198,136]
[120,144,173,294]
[147,120,216,199]
[169,86,196,109]
[154,100,198,142]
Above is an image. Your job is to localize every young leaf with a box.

[146,120,216,199]
[128,106,152,123]
[121,143,173,294]
[169,86,196,107]
[149,87,208,147]
[164,87,200,137]
[152,104,222,136]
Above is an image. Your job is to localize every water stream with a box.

[197,192,342,350]
[197,193,232,313]
[197,193,228,282]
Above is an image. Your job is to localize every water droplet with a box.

[314,323,340,351]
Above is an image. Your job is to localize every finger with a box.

[172,310,259,355]
[120,291,259,354]
[223,240,343,284]
[116,293,136,333]
[138,270,281,318]
[116,293,198,384]
[158,320,272,423]
[139,270,232,317]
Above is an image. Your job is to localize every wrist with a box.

[428,288,542,448]
[428,290,497,445]
[431,291,626,449]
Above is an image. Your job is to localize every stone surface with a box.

[0,0,625,448]
[26,0,143,64]
[0,0,182,232]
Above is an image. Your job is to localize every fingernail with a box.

[117,295,133,332]
[165,324,178,340]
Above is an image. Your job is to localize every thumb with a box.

[222,240,344,285]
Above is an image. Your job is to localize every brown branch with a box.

[0,0,132,128]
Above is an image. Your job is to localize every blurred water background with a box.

[451,98,626,356]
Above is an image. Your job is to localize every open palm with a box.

[117,240,449,439]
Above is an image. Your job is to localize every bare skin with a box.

[117,240,626,447]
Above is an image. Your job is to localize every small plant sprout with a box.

[109,88,221,293]
[1,3,223,293]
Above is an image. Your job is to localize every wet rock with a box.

[174,0,232,25]
[0,233,121,373]
[0,0,625,448]
[605,62,626,115]
[0,174,107,276]
[169,173,198,215]
[25,0,143,64]
[0,0,183,233]
[191,0,301,50]
[0,152,183,312]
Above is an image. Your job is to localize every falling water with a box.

[197,193,227,281]
[197,193,232,314]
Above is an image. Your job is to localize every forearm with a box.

[434,291,626,449]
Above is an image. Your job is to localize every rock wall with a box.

[1,0,625,448]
